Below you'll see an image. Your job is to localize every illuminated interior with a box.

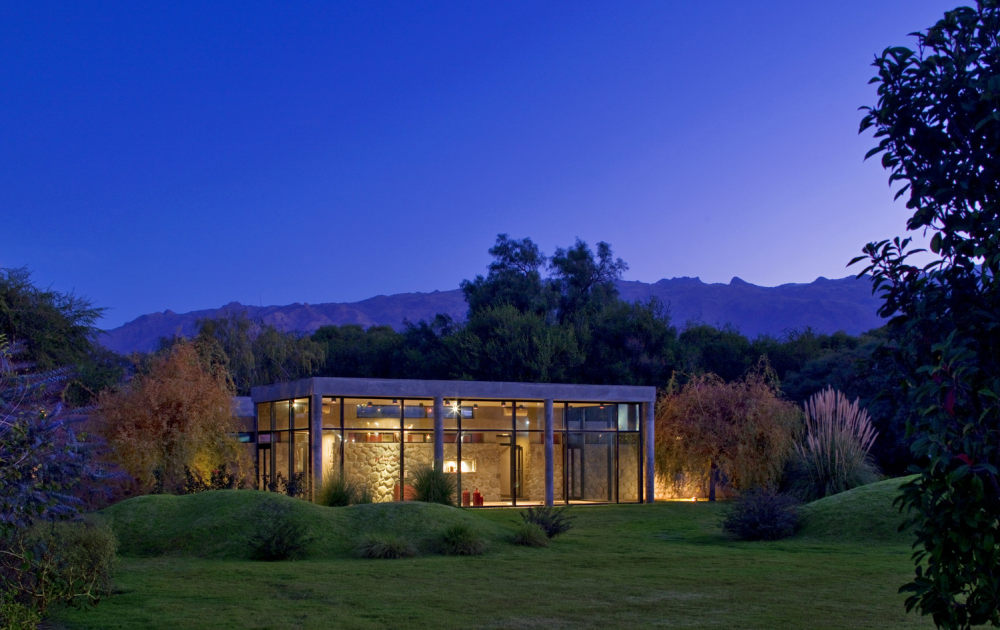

[252,379,651,506]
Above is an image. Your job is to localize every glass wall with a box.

[254,398,310,496]
[255,394,644,506]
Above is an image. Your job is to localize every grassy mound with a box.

[797,476,915,543]
[102,490,510,559]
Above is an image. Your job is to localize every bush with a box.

[439,524,487,556]
[356,534,417,559]
[0,517,117,627]
[520,506,573,538]
[247,500,314,561]
[722,488,800,541]
[316,474,370,507]
[511,522,549,547]
[790,387,879,501]
[409,465,455,505]
[183,464,241,494]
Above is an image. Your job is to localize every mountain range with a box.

[99,275,885,355]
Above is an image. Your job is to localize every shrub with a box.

[722,488,800,541]
[356,534,417,559]
[316,474,370,507]
[247,500,314,561]
[439,524,487,556]
[409,465,455,505]
[511,522,549,547]
[183,464,241,494]
[790,387,879,500]
[0,517,117,627]
[520,506,573,538]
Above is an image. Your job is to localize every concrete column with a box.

[310,393,323,501]
[644,400,655,503]
[544,398,554,506]
[433,395,444,472]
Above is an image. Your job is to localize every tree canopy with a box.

[857,2,1000,626]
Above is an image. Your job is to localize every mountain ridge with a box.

[99,275,884,355]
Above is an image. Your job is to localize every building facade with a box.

[251,377,656,506]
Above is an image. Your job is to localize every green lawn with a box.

[47,480,931,630]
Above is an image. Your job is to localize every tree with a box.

[1,335,109,627]
[857,3,1000,626]
[95,341,242,494]
[452,304,581,382]
[461,234,554,316]
[654,366,801,501]
[549,239,627,324]
[0,267,102,370]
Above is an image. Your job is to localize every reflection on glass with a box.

[256,402,273,432]
[293,398,309,429]
[567,431,614,502]
[515,401,544,430]
[618,403,640,431]
[618,433,640,502]
[275,400,291,431]
[344,398,401,429]
[322,397,340,428]
[321,430,341,480]
[460,400,510,430]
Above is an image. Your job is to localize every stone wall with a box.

[343,443,400,503]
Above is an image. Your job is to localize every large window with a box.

[255,394,644,506]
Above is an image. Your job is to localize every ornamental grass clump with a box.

[316,474,370,506]
[439,523,487,556]
[409,465,455,505]
[791,387,879,501]
[520,506,573,539]
[356,534,418,559]
[511,522,549,547]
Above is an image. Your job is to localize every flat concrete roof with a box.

[251,377,655,404]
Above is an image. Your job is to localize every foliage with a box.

[1,518,117,627]
[857,2,1000,626]
[438,523,487,555]
[789,387,879,501]
[191,314,325,395]
[1,311,111,628]
[247,499,314,561]
[655,366,802,500]
[511,522,549,547]
[408,465,456,506]
[316,473,370,506]
[95,341,244,495]
[452,304,582,382]
[461,233,554,316]
[355,533,418,559]
[781,330,915,475]
[182,464,242,494]
[721,488,800,541]
[0,267,103,371]
[520,506,574,539]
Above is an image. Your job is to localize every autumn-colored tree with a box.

[655,367,801,500]
[95,341,242,494]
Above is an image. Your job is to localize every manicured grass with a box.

[798,476,915,543]
[48,482,933,630]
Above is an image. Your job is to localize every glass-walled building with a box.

[251,377,656,506]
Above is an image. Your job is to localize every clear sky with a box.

[2,1,958,329]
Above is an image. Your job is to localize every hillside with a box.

[100,275,884,354]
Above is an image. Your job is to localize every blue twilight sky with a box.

[2,1,957,330]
